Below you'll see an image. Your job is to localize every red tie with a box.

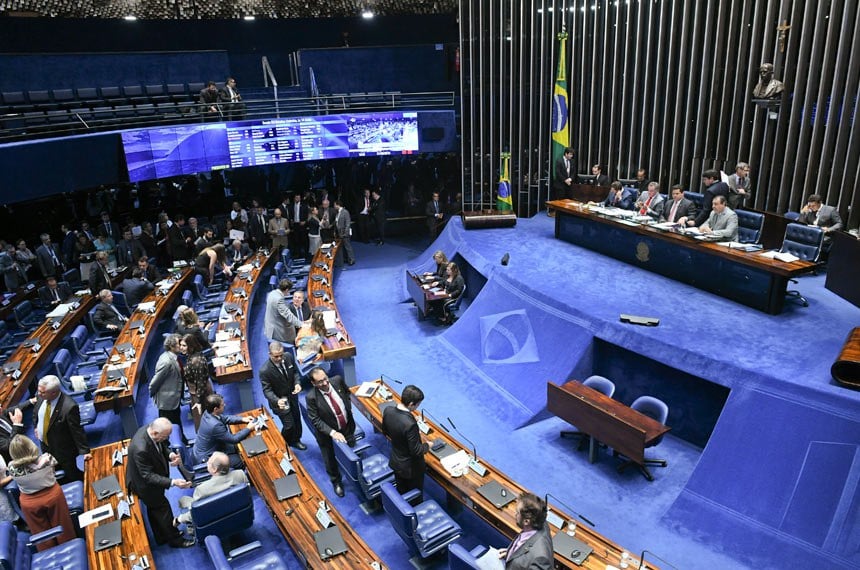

[325,391,346,430]
[640,194,653,215]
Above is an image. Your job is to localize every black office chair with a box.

[441,284,466,325]
[617,395,669,481]
[779,223,824,307]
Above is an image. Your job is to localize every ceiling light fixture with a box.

[361,10,374,19]
[243,15,256,21]
[123,15,137,21]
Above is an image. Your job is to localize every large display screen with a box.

[122,111,422,182]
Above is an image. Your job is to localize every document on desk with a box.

[46,303,74,319]
[214,341,241,357]
[760,250,799,262]
[321,309,337,330]
[475,548,505,570]
[441,450,470,477]
[78,504,115,528]
[136,301,156,313]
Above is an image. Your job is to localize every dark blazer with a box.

[553,156,573,193]
[382,406,428,479]
[35,243,64,277]
[505,524,554,570]
[162,223,187,261]
[286,300,311,323]
[603,188,635,210]
[289,203,308,226]
[61,231,77,267]
[259,355,301,428]
[176,322,211,351]
[122,277,154,307]
[38,282,72,305]
[694,181,730,227]
[93,301,126,331]
[99,221,122,242]
[0,410,25,463]
[192,411,251,464]
[661,197,697,223]
[32,393,90,473]
[246,213,268,246]
[126,425,173,503]
[141,264,160,283]
[371,197,386,224]
[227,243,252,264]
[116,238,146,267]
[88,262,112,293]
[594,173,611,187]
[306,375,355,441]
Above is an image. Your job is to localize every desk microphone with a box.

[544,493,595,527]
[447,417,487,476]
[638,549,678,570]
[420,409,448,432]
[379,373,403,385]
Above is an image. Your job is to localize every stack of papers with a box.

[760,250,799,262]
[440,450,470,477]
[213,341,241,357]
[46,303,74,319]
[136,301,156,313]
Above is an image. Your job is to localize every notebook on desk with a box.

[314,525,348,560]
[476,480,516,509]
[273,474,302,500]
[241,434,268,457]
[92,474,122,500]
[552,531,592,566]
[429,438,457,460]
[93,520,123,551]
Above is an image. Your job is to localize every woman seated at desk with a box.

[423,250,449,279]
[429,261,465,325]
[294,310,335,370]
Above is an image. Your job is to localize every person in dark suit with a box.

[635,168,650,195]
[122,268,154,307]
[92,289,127,334]
[371,189,386,245]
[227,239,252,266]
[192,394,254,468]
[35,233,64,278]
[0,244,28,291]
[662,184,697,223]
[99,211,121,242]
[289,193,309,257]
[499,492,554,570]
[149,334,188,445]
[799,194,844,252]
[382,384,429,494]
[688,169,730,227]
[425,191,445,240]
[591,163,611,187]
[334,200,355,266]
[357,188,373,243]
[259,342,305,450]
[552,147,575,201]
[0,405,24,462]
[59,224,77,268]
[219,77,245,120]
[126,418,193,548]
[306,367,355,497]
[27,375,91,482]
[246,206,268,250]
[116,228,146,267]
[38,276,72,306]
[158,213,188,263]
[198,81,222,117]
[88,251,113,294]
[602,181,635,210]
[137,256,161,283]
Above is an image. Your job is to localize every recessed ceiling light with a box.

[123,15,137,21]
[361,10,374,19]
[243,15,256,21]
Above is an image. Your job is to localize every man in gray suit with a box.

[700,195,738,241]
[499,492,553,569]
[334,200,355,266]
[799,194,843,252]
[264,278,302,344]
[661,185,697,224]
[176,451,248,525]
[149,334,189,444]
[635,182,665,220]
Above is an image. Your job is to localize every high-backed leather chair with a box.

[0,520,87,570]
[204,535,289,570]
[448,543,488,570]
[333,440,395,509]
[379,482,462,562]
[190,482,254,542]
[736,210,764,244]
[779,223,824,306]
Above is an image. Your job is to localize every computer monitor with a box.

[618,178,639,187]
[578,174,597,184]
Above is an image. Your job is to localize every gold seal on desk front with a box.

[636,241,650,263]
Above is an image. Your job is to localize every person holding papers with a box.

[698,195,738,241]
[383,384,429,495]
[268,208,291,250]
[602,181,635,210]
[498,492,553,570]
[228,239,252,267]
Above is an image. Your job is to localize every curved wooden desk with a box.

[0,281,40,322]
[212,250,278,410]
[93,268,193,437]
[350,380,658,570]
[832,327,860,389]
[85,440,155,570]
[232,409,386,569]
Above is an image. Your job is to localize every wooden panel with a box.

[405,271,449,319]
[93,268,193,412]
[832,327,860,389]
[0,281,40,322]
[84,440,155,570]
[824,231,860,308]
[231,409,385,569]
[303,242,356,361]
[350,380,659,570]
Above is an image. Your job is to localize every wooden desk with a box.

[231,409,386,569]
[0,295,95,410]
[549,199,817,313]
[832,327,860,389]
[0,281,40,322]
[306,243,357,385]
[405,271,449,320]
[93,268,193,437]
[84,440,156,570]
[212,250,277,411]
[547,381,670,466]
[825,231,860,308]
[350,380,656,570]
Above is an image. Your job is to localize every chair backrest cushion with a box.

[583,375,616,398]
[736,210,764,244]
[191,482,254,537]
[780,223,824,261]
[380,482,417,543]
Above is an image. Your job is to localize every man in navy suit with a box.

[382,384,429,494]
[306,367,355,497]
[192,394,254,468]
[38,276,72,306]
[259,342,304,449]
[602,182,635,210]
[689,169,729,227]
[121,268,154,307]
[661,185,697,223]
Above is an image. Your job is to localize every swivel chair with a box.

[333,440,395,512]
[204,535,289,570]
[189,482,254,543]
[0,521,87,570]
[448,543,489,570]
[779,223,824,307]
[617,395,669,481]
[736,210,764,244]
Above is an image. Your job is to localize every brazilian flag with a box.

[552,31,570,183]
[497,152,512,211]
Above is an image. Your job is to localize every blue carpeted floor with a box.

[75,213,860,569]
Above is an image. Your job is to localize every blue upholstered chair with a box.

[617,395,669,481]
[333,440,396,510]
[204,535,289,570]
[784,211,801,221]
[560,375,617,443]
[448,543,489,570]
[12,301,42,333]
[684,191,704,209]
[779,223,824,307]
[379,482,463,563]
[190,482,254,542]
[0,521,87,570]
[441,283,466,324]
[736,210,764,244]
[52,348,101,394]
[64,324,111,366]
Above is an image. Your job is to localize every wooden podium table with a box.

[232,409,386,569]
[350,380,657,570]
[405,270,450,320]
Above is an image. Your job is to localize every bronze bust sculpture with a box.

[753,63,785,99]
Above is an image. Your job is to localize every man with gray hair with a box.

[35,232,64,278]
[92,289,127,335]
[264,278,302,344]
[175,451,248,526]
[727,162,751,209]
[149,334,189,445]
[26,375,91,482]
[88,250,113,293]
[126,418,194,548]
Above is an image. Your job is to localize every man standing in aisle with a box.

[306,367,355,498]
[334,200,355,266]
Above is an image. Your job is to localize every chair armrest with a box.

[402,488,422,505]
[27,525,64,549]
[228,540,262,560]
[352,443,372,455]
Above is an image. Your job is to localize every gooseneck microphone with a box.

[447,417,487,476]
[544,493,595,527]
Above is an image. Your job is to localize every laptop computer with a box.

[552,531,593,566]
[93,520,123,551]
[241,434,268,457]
[314,525,348,560]
[92,474,122,500]
[476,480,516,509]
[274,474,302,500]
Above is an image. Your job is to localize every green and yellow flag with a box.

[497,152,512,211]
[552,31,570,182]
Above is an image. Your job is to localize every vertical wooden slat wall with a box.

[460,0,858,228]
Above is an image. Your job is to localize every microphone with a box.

[638,549,678,570]
[379,373,403,385]
[447,417,487,476]
[420,408,448,432]
[544,493,595,528]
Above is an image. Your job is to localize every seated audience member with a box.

[219,77,246,120]
[88,251,113,293]
[591,163,612,187]
[122,268,154,307]
[635,182,664,219]
[798,194,843,252]
[198,81,222,116]
[662,184,697,223]
[603,181,635,210]
[726,162,752,209]
[227,239,252,266]
[192,394,254,468]
[176,307,212,351]
[93,289,128,334]
[38,276,72,306]
[7,435,76,551]
[423,250,449,279]
[688,169,730,227]
[431,262,466,325]
[699,195,738,240]
[175,451,248,526]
